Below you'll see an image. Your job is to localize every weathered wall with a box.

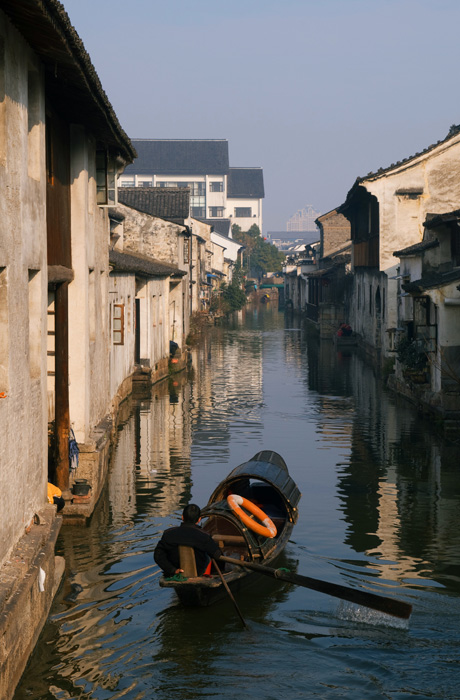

[108,272,137,401]
[68,129,111,444]
[0,11,48,566]
[318,210,351,259]
[350,132,460,358]
[364,134,460,273]
[119,204,182,265]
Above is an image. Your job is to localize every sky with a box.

[62,0,460,232]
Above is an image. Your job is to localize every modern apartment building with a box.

[119,139,264,233]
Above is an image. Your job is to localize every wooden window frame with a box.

[112,303,124,345]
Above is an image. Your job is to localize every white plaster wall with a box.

[206,174,226,210]
[352,133,460,357]
[363,134,460,274]
[228,197,263,233]
[431,285,460,346]
[116,204,190,341]
[108,273,136,399]
[68,130,110,443]
[189,219,212,313]
[350,270,388,351]
[0,13,48,564]
[211,231,240,263]
[169,280,185,347]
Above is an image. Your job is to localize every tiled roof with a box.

[118,188,190,220]
[201,219,232,237]
[321,249,351,263]
[394,240,439,257]
[403,268,460,293]
[424,210,460,229]
[109,249,185,278]
[108,208,125,222]
[227,168,265,198]
[357,124,460,182]
[1,0,134,162]
[123,139,229,175]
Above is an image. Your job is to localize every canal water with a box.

[15,305,460,700]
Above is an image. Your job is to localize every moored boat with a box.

[159,450,301,606]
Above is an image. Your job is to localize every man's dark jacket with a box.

[154,522,222,577]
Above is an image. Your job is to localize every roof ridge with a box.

[359,124,460,181]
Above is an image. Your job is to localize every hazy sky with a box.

[63,0,460,232]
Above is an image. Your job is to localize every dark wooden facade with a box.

[46,105,72,491]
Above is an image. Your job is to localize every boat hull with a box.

[160,522,294,607]
[159,451,300,607]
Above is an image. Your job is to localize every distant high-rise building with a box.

[287,205,321,232]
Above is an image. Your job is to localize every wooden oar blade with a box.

[220,556,412,620]
[284,570,412,619]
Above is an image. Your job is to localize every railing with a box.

[306,303,318,322]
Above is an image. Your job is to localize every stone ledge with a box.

[0,505,62,700]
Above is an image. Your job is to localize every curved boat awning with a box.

[206,451,301,520]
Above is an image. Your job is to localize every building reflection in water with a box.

[298,326,460,592]
[187,320,264,466]
[108,375,194,522]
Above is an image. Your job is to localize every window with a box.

[112,304,124,345]
[235,207,252,218]
[120,181,133,187]
[28,270,41,378]
[96,146,117,205]
[190,182,205,196]
[452,226,460,266]
[209,207,224,217]
[191,206,205,218]
[183,238,190,264]
[210,181,224,192]
[157,181,205,195]
[139,181,152,187]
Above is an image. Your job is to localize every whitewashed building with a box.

[118,139,265,234]
[340,124,460,363]
[0,1,134,697]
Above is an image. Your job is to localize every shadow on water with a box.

[14,304,460,699]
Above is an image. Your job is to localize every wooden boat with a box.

[159,450,301,607]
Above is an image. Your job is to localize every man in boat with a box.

[154,504,223,577]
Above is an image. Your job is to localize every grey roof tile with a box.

[109,249,185,278]
[358,124,460,182]
[118,188,190,220]
[1,0,134,162]
[201,219,232,236]
[227,168,265,198]
[403,268,460,293]
[394,240,439,257]
[124,139,229,175]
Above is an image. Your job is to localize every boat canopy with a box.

[206,451,301,522]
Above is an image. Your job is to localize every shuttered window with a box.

[112,304,124,345]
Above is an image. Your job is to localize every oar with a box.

[220,556,412,620]
[213,558,248,628]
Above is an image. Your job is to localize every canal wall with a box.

[0,505,64,700]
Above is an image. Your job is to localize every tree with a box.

[232,224,284,278]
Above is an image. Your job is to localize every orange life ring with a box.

[227,495,277,538]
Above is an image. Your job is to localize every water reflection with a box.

[14,304,460,700]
